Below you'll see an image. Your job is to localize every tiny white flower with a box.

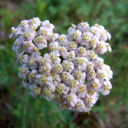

[38,27,53,40]
[24,28,36,40]
[75,99,90,112]
[29,17,41,29]
[68,41,77,51]
[72,30,82,41]
[49,41,59,51]
[75,57,88,71]
[78,84,87,98]
[54,63,63,73]
[96,41,107,54]
[58,34,68,46]
[68,24,76,34]
[66,93,78,107]
[66,51,76,61]
[85,92,99,107]
[77,47,86,57]
[77,22,89,32]
[56,83,70,95]
[70,79,79,93]
[105,42,112,52]
[41,20,55,30]
[39,63,51,74]
[100,80,112,95]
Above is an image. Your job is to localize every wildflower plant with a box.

[9,17,113,112]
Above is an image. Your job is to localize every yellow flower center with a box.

[99,72,105,79]
[87,64,93,70]
[68,53,74,59]
[92,82,98,88]
[88,90,95,96]
[30,19,35,24]
[77,58,85,65]
[42,30,47,35]
[76,102,82,109]
[49,45,56,51]
[44,88,51,97]
[90,40,95,47]
[104,85,110,91]
[98,61,103,66]
[42,66,49,73]
[18,54,23,60]
[79,48,86,55]
[33,47,38,52]
[50,54,57,62]
[56,85,64,94]
[67,95,73,102]
[40,58,47,65]
[59,36,65,42]
[28,73,35,79]
[24,31,30,38]
[75,71,83,80]
[63,62,71,71]
[86,97,92,103]
[25,42,30,48]
[46,23,50,27]
[79,86,85,93]
[21,21,25,27]
[40,76,47,83]
[89,70,95,77]
[55,64,62,73]
[69,42,76,49]
[73,32,79,39]
[36,36,43,43]
[83,34,90,41]
[89,51,96,59]
[33,87,41,95]
[60,47,66,52]
[98,44,103,49]
[61,73,69,81]
[70,80,78,88]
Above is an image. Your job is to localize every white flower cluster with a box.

[9,17,113,112]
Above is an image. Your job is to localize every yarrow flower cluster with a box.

[9,17,113,112]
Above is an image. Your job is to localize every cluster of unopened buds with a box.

[9,17,113,112]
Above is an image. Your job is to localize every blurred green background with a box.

[0,0,128,128]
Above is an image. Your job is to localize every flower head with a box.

[10,18,113,112]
